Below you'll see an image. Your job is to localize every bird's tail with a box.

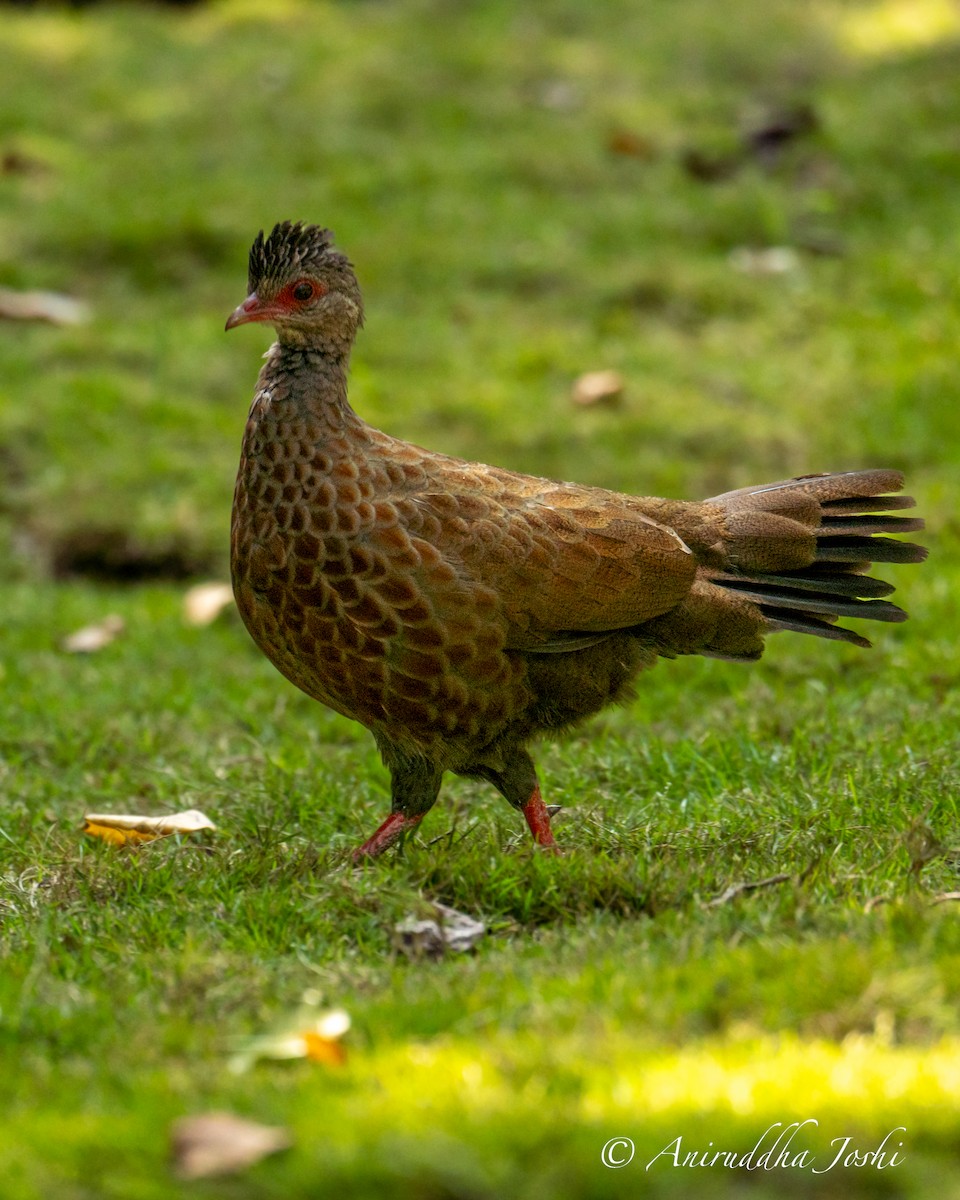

[644,469,926,660]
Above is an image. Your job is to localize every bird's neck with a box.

[256,341,361,432]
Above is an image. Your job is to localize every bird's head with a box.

[225,221,364,352]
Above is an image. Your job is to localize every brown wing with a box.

[386,456,697,650]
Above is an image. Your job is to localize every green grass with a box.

[1,1,960,1196]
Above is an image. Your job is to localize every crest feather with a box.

[247,221,348,293]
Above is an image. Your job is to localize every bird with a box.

[225,221,926,859]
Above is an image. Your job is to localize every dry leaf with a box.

[393,917,446,959]
[60,614,124,654]
[0,286,90,325]
[229,1008,350,1073]
[537,79,580,112]
[83,808,216,846]
[607,129,657,160]
[183,581,235,627]
[82,820,155,848]
[729,246,799,275]
[303,1029,348,1066]
[394,902,486,959]
[171,1112,291,1180]
[571,369,625,407]
[435,902,486,951]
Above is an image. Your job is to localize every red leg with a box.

[353,756,441,860]
[521,784,558,850]
[352,811,423,860]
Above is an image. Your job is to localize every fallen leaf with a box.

[537,79,580,112]
[393,917,446,960]
[183,581,235,626]
[303,1029,348,1066]
[571,369,625,407]
[607,129,657,160]
[437,902,486,951]
[394,902,486,959]
[82,820,156,848]
[83,808,216,847]
[0,286,90,325]
[729,246,799,275]
[60,614,124,654]
[229,1007,350,1073]
[171,1112,291,1180]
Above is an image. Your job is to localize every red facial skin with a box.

[225,279,327,330]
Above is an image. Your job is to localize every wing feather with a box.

[401,461,697,647]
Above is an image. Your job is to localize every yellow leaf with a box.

[82,820,156,847]
[229,1008,350,1072]
[82,809,216,846]
[303,1031,347,1065]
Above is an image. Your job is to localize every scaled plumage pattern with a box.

[226,222,926,857]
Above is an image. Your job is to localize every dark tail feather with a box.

[715,579,907,623]
[819,514,924,537]
[760,608,873,648]
[718,570,897,598]
[710,469,926,648]
[815,535,927,564]
[816,513,921,537]
[820,494,917,514]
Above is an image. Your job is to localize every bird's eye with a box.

[292,281,315,302]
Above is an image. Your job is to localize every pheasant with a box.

[226,221,925,858]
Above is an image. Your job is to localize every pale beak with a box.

[225,293,269,331]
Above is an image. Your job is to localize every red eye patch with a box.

[278,279,328,307]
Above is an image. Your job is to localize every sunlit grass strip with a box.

[333,1031,960,1135]
[581,1033,960,1123]
[831,0,960,57]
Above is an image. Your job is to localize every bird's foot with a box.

[352,811,424,860]
[521,786,559,852]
